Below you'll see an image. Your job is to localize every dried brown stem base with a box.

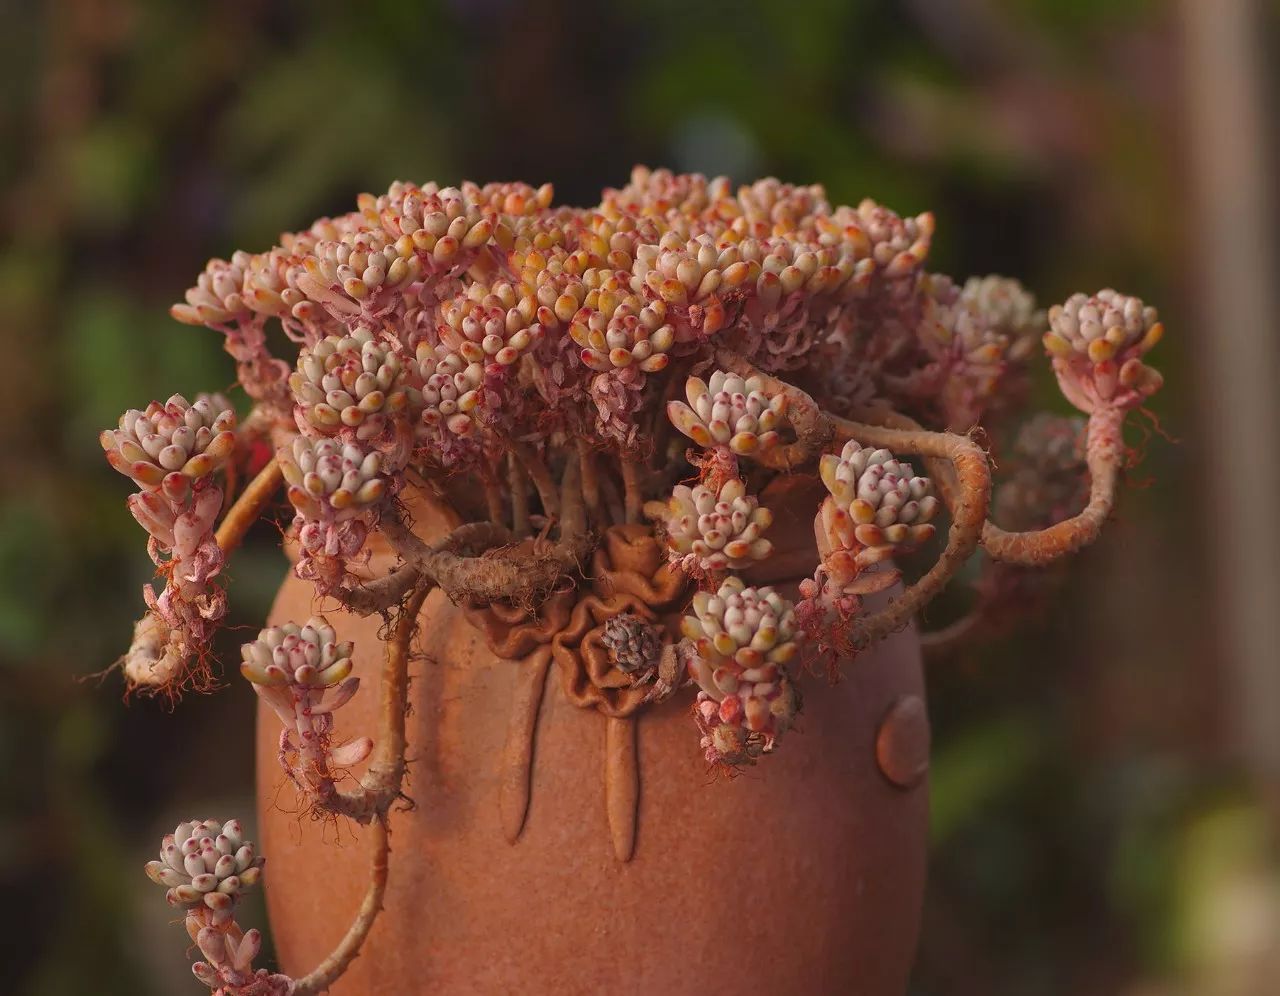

[380,503,590,609]
[214,458,283,551]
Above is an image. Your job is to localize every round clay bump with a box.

[875,694,931,789]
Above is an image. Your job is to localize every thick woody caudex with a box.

[103,167,1165,992]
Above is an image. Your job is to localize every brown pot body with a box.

[255,495,929,995]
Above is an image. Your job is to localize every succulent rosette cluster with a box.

[101,394,239,685]
[1044,288,1164,413]
[241,617,373,793]
[106,165,1167,990]
[144,819,288,993]
[145,819,263,924]
[817,441,940,569]
[666,370,788,455]
[664,477,773,574]
[681,578,802,767]
[280,436,387,573]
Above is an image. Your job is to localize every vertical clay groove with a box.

[499,646,553,844]
[605,714,639,862]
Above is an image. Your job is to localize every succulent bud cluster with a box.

[240,616,355,687]
[817,440,939,571]
[913,275,1018,428]
[242,618,373,791]
[664,478,773,573]
[170,253,254,327]
[296,226,422,319]
[666,371,788,455]
[144,819,263,924]
[102,395,240,684]
[438,281,546,367]
[961,275,1044,343]
[102,395,236,502]
[290,328,412,437]
[569,289,674,373]
[1044,289,1164,412]
[680,577,802,768]
[144,821,288,994]
[280,436,387,560]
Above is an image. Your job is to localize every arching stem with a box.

[214,457,283,552]
[290,815,390,995]
[979,407,1125,566]
[828,417,992,650]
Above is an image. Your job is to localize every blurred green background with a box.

[3,0,1278,993]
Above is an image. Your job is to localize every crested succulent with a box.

[106,166,1166,992]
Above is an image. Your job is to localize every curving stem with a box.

[979,406,1125,566]
[326,582,432,823]
[291,816,391,995]
[828,417,992,650]
[214,457,283,552]
[862,405,1129,570]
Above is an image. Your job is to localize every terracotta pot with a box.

[256,486,930,995]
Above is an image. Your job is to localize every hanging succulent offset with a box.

[105,166,1164,994]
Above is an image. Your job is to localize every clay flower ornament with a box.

[100,166,1165,992]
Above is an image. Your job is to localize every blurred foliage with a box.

[1,0,1275,994]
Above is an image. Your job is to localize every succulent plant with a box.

[170,253,254,327]
[107,167,1167,991]
[242,618,373,796]
[666,370,788,455]
[1044,289,1164,411]
[144,819,263,924]
[664,477,773,573]
[290,328,412,435]
[681,576,800,675]
[600,612,664,680]
[961,274,1044,342]
[240,617,354,687]
[101,395,236,500]
[817,440,939,566]
[569,290,675,373]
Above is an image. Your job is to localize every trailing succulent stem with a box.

[106,167,1165,991]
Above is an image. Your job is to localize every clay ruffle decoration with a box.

[462,523,689,860]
